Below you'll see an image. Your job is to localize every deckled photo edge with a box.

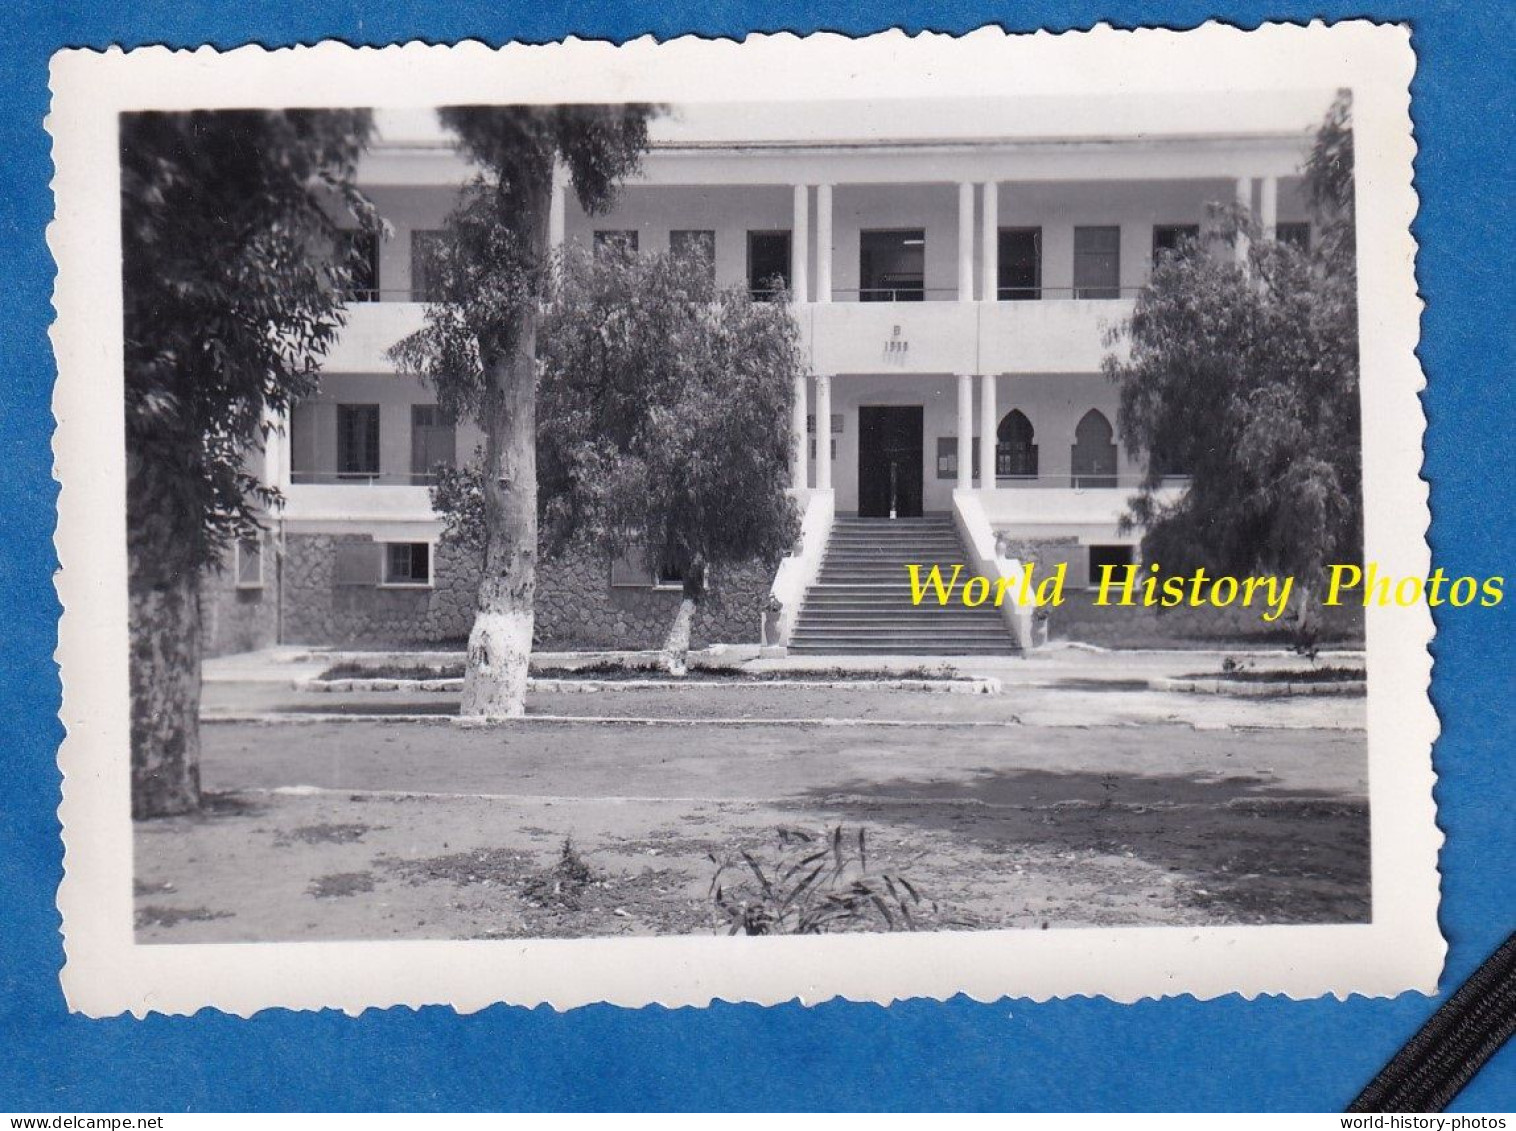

[49,23,1441,1018]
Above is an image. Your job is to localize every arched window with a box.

[1071,409,1118,488]
[996,410,1038,479]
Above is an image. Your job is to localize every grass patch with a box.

[307,871,376,899]
[136,905,234,929]
[1180,665,1365,684]
[316,661,967,684]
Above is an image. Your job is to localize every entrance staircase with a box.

[788,514,1020,656]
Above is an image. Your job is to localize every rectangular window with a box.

[935,437,982,480]
[806,413,844,436]
[1087,544,1135,588]
[235,536,264,588]
[747,230,792,299]
[610,550,682,590]
[669,229,716,286]
[1152,224,1201,263]
[410,230,450,302]
[997,228,1042,300]
[808,438,838,463]
[593,230,639,258]
[383,542,432,587]
[336,404,381,478]
[859,229,925,302]
[410,404,456,484]
[1073,226,1122,299]
[335,228,380,302]
[1276,222,1311,251]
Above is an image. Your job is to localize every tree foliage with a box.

[1104,92,1359,644]
[536,244,803,587]
[122,109,377,573]
[121,109,375,817]
[390,105,655,408]
[389,104,657,715]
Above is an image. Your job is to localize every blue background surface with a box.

[1,1,1511,1113]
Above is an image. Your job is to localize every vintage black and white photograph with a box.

[52,26,1441,1015]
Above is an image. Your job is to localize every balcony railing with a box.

[290,471,441,486]
[990,473,1190,489]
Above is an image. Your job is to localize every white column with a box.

[791,184,810,303]
[262,408,290,493]
[791,371,809,489]
[548,164,567,251]
[957,182,975,301]
[1260,175,1279,241]
[956,374,974,491]
[981,182,999,302]
[1234,177,1253,264]
[815,184,833,303]
[978,374,997,493]
[815,375,833,491]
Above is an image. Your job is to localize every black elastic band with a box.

[1349,931,1516,1112]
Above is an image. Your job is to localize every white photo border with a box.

[50,22,1441,1017]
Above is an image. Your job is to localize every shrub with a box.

[709,825,928,935]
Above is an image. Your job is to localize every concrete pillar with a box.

[1260,175,1278,241]
[957,182,975,301]
[792,184,810,303]
[981,182,999,302]
[956,373,974,490]
[978,373,997,493]
[815,375,833,491]
[548,165,567,251]
[791,370,809,489]
[1234,176,1253,264]
[816,184,833,303]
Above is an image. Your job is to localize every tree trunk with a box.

[661,562,706,677]
[127,465,205,818]
[1289,580,1321,658]
[461,178,551,718]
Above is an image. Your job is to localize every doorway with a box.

[857,406,924,518]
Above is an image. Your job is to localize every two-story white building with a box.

[202,94,1332,656]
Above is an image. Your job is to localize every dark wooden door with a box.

[857,406,924,518]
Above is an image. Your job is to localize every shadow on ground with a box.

[792,766,1370,925]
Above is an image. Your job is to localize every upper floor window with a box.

[1276,222,1311,251]
[335,228,380,302]
[410,405,456,485]
[669,229,716,286]
[410,230,450,302]
[1152,224,1201,264]
[593,230,639,259]
[1074,226,1122,299]
[859,229,925,302]
[998,228,1042,301]
[747,230,791,300]
[996,409,1038,479]
[1071,409,1118,488]
[336,404,381,479]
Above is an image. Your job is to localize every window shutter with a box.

[334,541,381,586]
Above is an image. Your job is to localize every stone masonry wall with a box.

[265,534,769,651]
[993,534,1366,648]
[201,536,279,658]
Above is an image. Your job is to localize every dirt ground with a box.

[135,674,1370,942]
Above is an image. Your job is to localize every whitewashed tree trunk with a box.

[660,561,706,676]
[461,178,550,718]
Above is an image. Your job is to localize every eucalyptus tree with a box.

[1104,93,1359,650]
[122,109,375,817]
[392,105,656,716]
